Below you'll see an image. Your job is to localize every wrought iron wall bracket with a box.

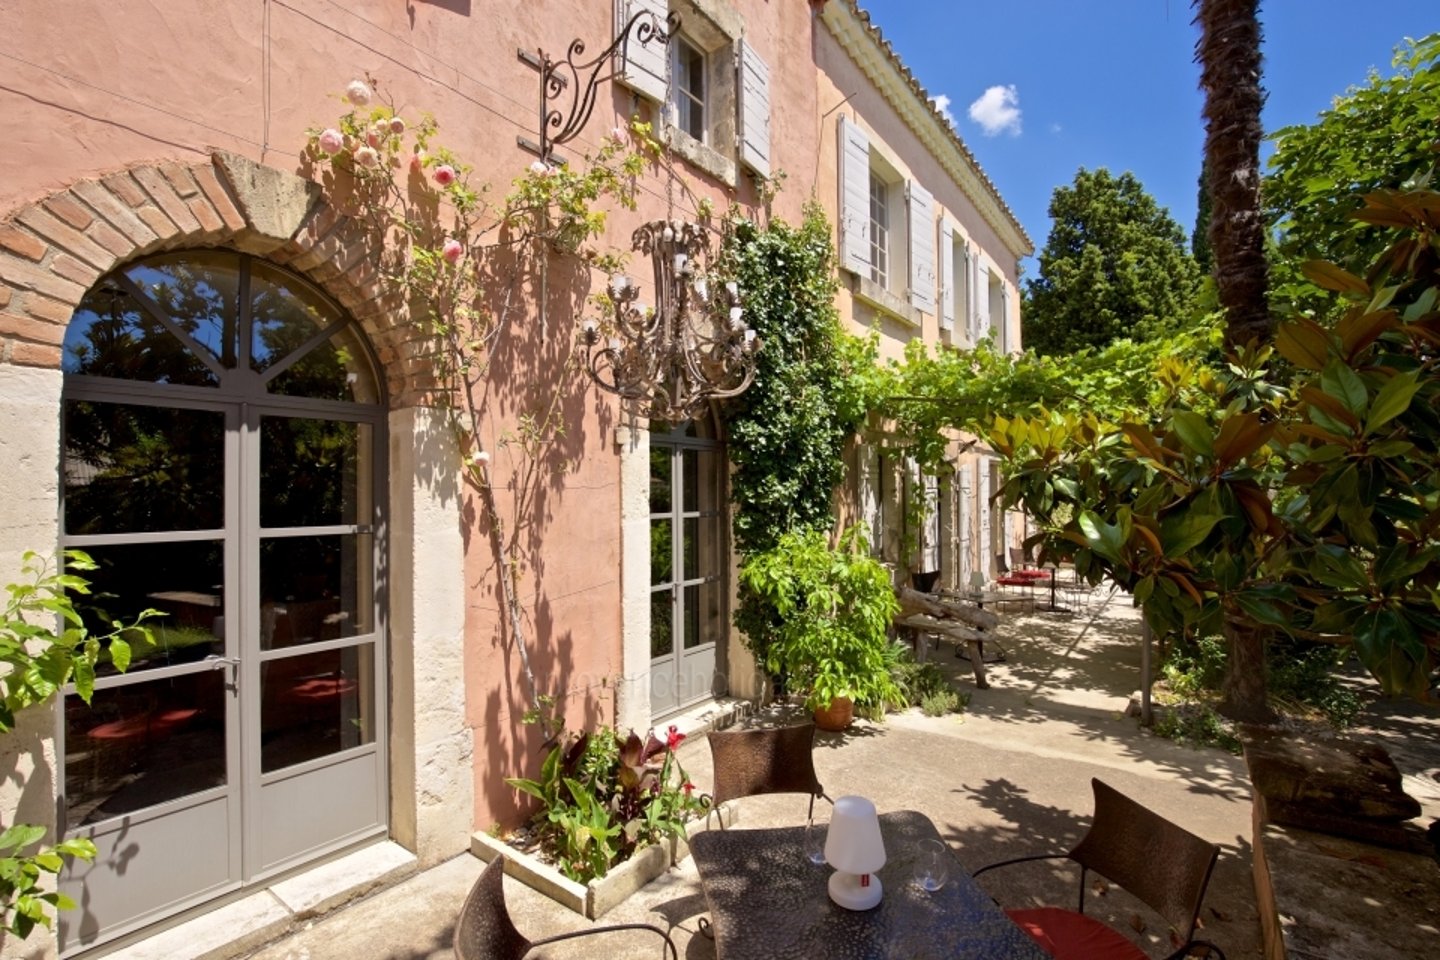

[525,10,678,164]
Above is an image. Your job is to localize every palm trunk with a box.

[1195,0,1272,352]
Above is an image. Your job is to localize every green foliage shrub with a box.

[737,526,900,712]
[920,688,968,718]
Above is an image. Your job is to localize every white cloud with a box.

[1049,122,1063,135]
[968,84,1022,137]
[931,94,956,129]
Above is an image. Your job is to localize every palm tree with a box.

[1195,0,1277,723]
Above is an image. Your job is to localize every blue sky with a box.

[858,2,1439,271]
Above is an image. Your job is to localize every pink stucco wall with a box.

[0,0,822,833]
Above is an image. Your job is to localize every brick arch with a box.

[0,152,428,404]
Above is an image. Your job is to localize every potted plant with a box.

[738,525,901,729]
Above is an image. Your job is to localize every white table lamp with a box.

[824,795,886,910]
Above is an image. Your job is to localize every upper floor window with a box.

[613,0,769,184]
[869,171,890,288]
[671,35,706,143]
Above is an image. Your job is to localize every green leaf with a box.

[1170,411,1214,457]
[1159,507,1222,557]
[1364,370,1422,434]
[1320,361,1368,417]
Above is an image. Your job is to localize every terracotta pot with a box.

[813,696,854,731]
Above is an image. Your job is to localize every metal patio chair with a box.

[706,722,831,828]
[974,778,1226,959]
[453,854,677,960]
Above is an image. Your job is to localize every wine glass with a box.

[912,838,950,892]
[803,821,828,866]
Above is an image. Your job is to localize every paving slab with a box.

[234,588,1437,959]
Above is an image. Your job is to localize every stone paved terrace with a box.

[230,588,1438,960]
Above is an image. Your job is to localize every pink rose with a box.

[317,128,344,155]
[365,129,381,148]
[529,160,548,175]
[611,126,628,142]
[441,238,463,264]
[433,164,456,187]
[389,117,406,135]
[345,80,373,107]
[354,146,380,169]
[469,450,491,466]
[410,149,426,173]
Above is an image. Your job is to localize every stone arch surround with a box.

[0,151,432,404]
[0,151,474,918]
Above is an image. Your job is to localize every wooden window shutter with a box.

[975,260,990,343]
[939,219,955,331]
[1000,287,1011,353]
[614,0,668,102]
[839,115,871,275]
[737,40,771,177]
[907,181,936,312]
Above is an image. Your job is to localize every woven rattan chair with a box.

[974,778,1226,960]
[706,722,831,828]
[453,855,678,960]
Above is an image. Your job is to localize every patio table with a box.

[689,810,1049,960]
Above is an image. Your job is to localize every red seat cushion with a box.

[1006,907,1148,960]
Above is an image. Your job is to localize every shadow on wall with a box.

[469,234,617,827]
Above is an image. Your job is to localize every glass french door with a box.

[56,252,386,952]
[649,421,725,718]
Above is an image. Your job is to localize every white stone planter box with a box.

[469,805,735,919]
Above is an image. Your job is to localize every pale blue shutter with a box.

[614,0,668,102]
[907,181,936,312]
[1000,287,1011,353]
[939,220,955,331]
[737,40,770,177]
[839,115,871,275]
[975,260,991,344]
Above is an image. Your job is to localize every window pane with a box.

[261,644,375,773]
[267,323,378,402]
[250,260,344,374]
[683,580,721,650]
[73,541,224,677]
[64,401,224,535]
[650,519,673,585]
[261,417,370,528]
[649,448,672,513]
[63,282,218,386]
[125,251,240,369]
[682,450,719,513]
[651,591,673,658]
[259,534,374,649]
[65,672,227,828]
[682,516,721,580]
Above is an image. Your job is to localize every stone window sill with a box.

[852,274,921,327]
[665,126,737,188]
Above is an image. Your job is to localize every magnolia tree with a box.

[985,184,1440,715]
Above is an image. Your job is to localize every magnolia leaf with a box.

[1320,361,1368,417]
[1159,507,1221,557]
[1300,260,1369,295]
[1275,318,1331,370]
[1365,370,1422,435]
[1170,411,1214,457]
[1213,413,1274,468]
[1336,307,1397,359]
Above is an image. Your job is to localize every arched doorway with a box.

[648,417,726,718]
[57,250,387,951]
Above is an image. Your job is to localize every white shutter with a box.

[907,181,936,311]
[614,0,668,102]
[957,465,972,584]
[1000,287,1011,353]
[737,40,771,177]
[839,115,871,275]
[858,443,881,554]
[961,244,974,342]
[921,473,941,573]
[939,220,955,331]
[975,261,991,344]
[978,461,993,576]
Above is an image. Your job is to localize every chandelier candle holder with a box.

[582,219,761,422]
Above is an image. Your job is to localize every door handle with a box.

[204,655,241,690]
